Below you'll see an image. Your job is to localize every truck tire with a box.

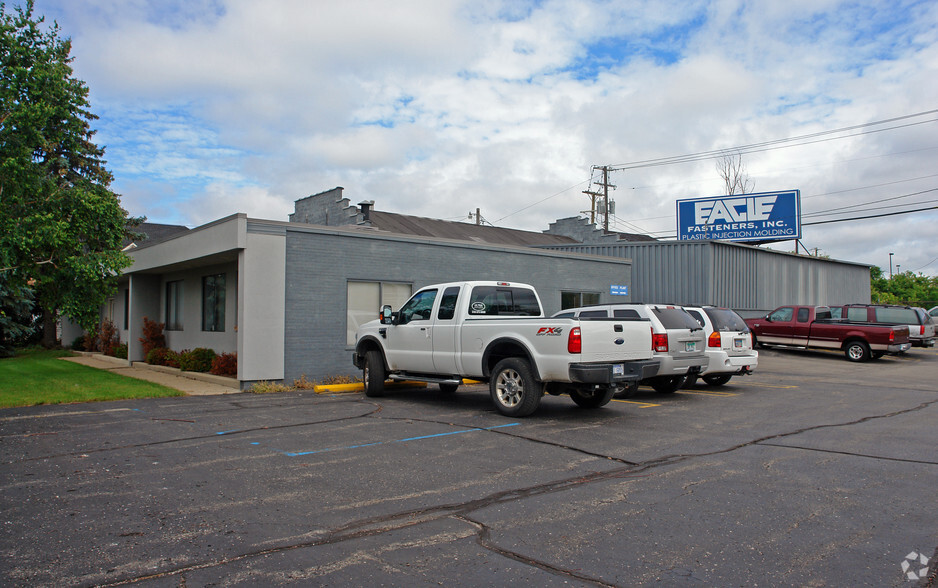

[844,340,871,362]
[570,386,616,408]
[362,350,386,397]
[702,374,732,386]
[490,358,542,417]
[651,376,684,394]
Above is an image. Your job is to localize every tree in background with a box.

[870,266,938,307]
[716,150,754,195]
[1,1,142,348]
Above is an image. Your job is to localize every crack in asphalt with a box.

[20,394,938,586]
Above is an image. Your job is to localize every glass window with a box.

[685,309,705,327]
[846,307,868,321]
[652,307,701,330]
[579,310,608,318]
[613,308,642,320]
[796,307,810,322]
[561,291,600,310]
[202,274,225,332]
[829,307,843,319]
[347,281,412,345]
[437,287,460,320]
[398,289,438,324]
[165,280,183,331]
[874,307,918,324]
[469,286,541,316]
[702,308,748,332]
[769,307,794,322]
[123,288,129,330]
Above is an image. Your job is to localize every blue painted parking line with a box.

[264,422,521,457]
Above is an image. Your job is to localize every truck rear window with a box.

[468,286,541,316]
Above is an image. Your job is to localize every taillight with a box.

[568,327,582,353]
[652,332,668,352]
[920,325,925,335]
[889,329,895,343]
[708,331,722,348]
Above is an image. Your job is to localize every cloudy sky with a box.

[30,0,938,275]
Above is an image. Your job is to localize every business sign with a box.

[676,190,801,243]
[610,285,629,296]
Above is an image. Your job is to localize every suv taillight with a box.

[920,325,925,335]
[568,327,582,353]
[708,331,722,348]
[652,332,668,353]
[889,329,895,343]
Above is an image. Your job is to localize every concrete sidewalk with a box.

[63,353,240,395]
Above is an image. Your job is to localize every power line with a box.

[803,188,938,217]
[802,205,938,226]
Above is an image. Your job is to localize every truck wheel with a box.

[439,383,459,394]
[702,374,732,386]
[490,358,542,417]
[362,350,386,397]
[570,386,616,408]
[651,376,684,394]
[844,340,871,362]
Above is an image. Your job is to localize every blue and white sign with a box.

[610,284,629,296]
[676,190,801,243]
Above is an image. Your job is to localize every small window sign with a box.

[610,285,629,296]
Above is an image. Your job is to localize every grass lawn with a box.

[0,348,184,408]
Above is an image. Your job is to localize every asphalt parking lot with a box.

[2,347,936,587]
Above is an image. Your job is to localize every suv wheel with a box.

[651,376,685,394]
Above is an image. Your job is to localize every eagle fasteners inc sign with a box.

[676,190,802,243]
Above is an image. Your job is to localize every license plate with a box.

[685,342,696,352]
[613,364,624,375]
[734,338,744,349]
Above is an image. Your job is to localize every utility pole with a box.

[581,189,601,224]
[586,166,615,232]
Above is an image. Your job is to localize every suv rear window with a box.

[652,307,700,330]
[468,286,541,316]
[873,307,919,324]
[703,308,748,332]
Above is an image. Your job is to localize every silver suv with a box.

[554,303,707,394]
[682,306,758,386]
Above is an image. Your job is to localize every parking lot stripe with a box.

[268,423,521,457]
[746,382,798,389]
[677,390,739,397]
[612,399,661,408]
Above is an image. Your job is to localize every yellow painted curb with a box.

[313,380,430,394]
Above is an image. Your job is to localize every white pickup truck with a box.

[352,281,657,416]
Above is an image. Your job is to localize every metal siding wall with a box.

[540,241,870,315]
[282,230,633,383]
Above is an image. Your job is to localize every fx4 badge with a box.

[536,327,563,336]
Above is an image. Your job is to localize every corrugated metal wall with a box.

[539,241,870,315]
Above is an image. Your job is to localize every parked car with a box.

[746,305,911,361]
[553,303,707,394]
[353,281,657,416]
[928,306,938,319]
[681,306,758,386]
[830,304,935,348]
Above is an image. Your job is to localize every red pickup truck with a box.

[745,305,911,362]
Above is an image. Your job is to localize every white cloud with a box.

[30,0,938,276]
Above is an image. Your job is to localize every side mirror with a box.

[380,305,394,325]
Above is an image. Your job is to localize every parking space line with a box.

[264,422,521,457]
[612,399,661,408]
[676,390,739,397]
[0,408,139,422]
[745,382,798,389]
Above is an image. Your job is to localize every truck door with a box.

[431,286,461,374]
[385,288,438,373]
[790,307,812,345]
[760,307,795,345]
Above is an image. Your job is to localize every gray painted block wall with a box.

[283,228,633,383]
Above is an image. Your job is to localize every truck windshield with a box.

[468,286,541,316]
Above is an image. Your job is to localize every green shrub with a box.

[210,352,237,377]
[70,336,85,351]
[146,347,172,366]
[178,347,216,372]
[98,319,119,356]
[114,343,128,359]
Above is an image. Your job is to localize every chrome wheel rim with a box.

[494,369,523,407]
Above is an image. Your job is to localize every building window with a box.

[347,281,412,345]
[165,280,183,331]
[561,291,600,310]
[202,274,225,332]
